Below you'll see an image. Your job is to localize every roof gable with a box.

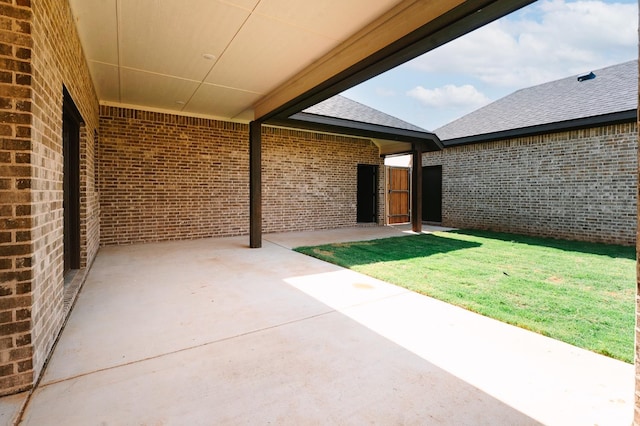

[304,95,427,132]
[271,95,442,155]
[436,60,638,143]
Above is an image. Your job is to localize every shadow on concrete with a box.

[18,236,547,425]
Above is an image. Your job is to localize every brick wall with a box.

[424,123,637,246]
[0,0,99,396]
[30,0,99,388]
[262,126,383,233]
[99,107,384,245]
[0,0,34,395]
[99,107,250,245]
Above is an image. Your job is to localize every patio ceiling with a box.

[69,0,535,124]
[69,0,406,121]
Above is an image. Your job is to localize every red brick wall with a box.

[99,107,250,245]
[30,0,99,388]
[0,0,34,395]
[424,123,637,246]
[262,126,383,233]
[0,0,99,396]
[99,107,384,245]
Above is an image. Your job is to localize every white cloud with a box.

[347,0,637,131]
[407,84,491,108]
[407,0,637,88]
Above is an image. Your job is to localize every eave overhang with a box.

[441,110,638,147]
[256,0,536,122]
[268,112,443,154]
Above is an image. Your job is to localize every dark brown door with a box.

[422,165,442,223]
[387,167,410,224]
[63,97,81,274]
[357,164,377,223]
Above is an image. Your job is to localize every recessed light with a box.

[202,53,216,60]
[175,101,185,105]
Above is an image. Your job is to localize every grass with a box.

[295,230,636,363]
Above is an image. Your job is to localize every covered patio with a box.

[4,226,633,425]
[1,1,639,423]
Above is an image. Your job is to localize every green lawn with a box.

[295,230,636,363]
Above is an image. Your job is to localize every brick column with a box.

[0,0,34,395]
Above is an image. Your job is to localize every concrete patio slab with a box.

[22,308,537,425]
[15,226,634,425]
[0,392,27,426]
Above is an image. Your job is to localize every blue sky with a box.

[342,0,638,131]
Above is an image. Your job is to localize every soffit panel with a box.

[69,0,118,64]
[183,83,262,119]
[233,108,255,122]
[204,13,336,94]
[88,61,120,103]
[253,0,403,41]
[118,0,251,81]
[70,0,486,122]
[120,68,200,110]
[376,140,412,156]
[219,0,260,11]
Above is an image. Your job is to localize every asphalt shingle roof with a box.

[304,94,427,132]
[435,60,638,142]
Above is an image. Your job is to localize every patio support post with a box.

[411,143,423,233]
[250,121,262,248]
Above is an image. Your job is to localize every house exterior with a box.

[98,95,429,245]
[3,2,640,425]
[424,60,638,246]
[0,0,478,397]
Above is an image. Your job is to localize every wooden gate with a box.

[387,167,410,224]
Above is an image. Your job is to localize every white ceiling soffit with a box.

[374,140,413,156]
[69,0,404,122]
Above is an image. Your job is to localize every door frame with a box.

[356,164,378,223]
[63,88,82,274]
[422,165,442,223]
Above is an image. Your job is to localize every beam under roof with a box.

[269,113,443,154]
[255,0,536,121]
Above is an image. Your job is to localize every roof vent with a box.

[577,71,596,82]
